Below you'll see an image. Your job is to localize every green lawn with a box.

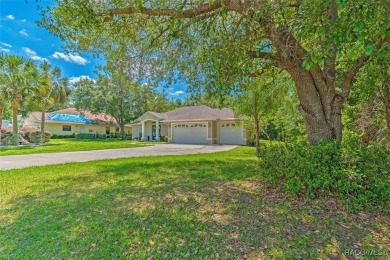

[0,147,388,259]
[0,139,153,156]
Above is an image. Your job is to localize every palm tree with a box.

[0,54,38,145]
[37,60,69,144]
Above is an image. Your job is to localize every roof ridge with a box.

[199,105,217,119]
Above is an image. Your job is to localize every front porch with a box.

[132,120,168,141]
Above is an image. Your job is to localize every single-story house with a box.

[22,108,131,136]
[130,105,246,145]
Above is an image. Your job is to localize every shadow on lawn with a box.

[1,155,388,259]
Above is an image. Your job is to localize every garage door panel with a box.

[173,123,208,144]
[219,123,243,145]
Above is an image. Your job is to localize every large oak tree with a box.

[40,0,389,144]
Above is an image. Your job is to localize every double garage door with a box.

[172,123,208,144]
[219,122,243,145]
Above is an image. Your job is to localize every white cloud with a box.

[6,15,15,20]
[0,42,12,48]
[21,19,27,22]
[0,48,10,52]
[19,29,29,37]
[170,90,185,96]
[51,52,89,65]
[68,75,95,85]
[23,47,47,62]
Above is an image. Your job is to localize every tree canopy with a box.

[72,58,176,132]
[40,0,389,144]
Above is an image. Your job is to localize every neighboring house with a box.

[22,108,131,136]
[130,105,246,145]
[1,120,10,127]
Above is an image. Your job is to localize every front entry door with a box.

[152,125,156,140]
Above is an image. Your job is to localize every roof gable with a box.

[138,111,168,121]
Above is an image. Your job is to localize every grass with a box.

[0,139,154,156]
[0,147,388,259]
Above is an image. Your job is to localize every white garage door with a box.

[172,123,208,144]
[219,123,243,145]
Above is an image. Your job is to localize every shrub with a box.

[70,133,76,138]
[162,136,168,142]
[51,134,58,139]
[126,134,132,140]
[0,131,12,141]
[28,131,51,144]
[98,134,106,139]
[258,139,390,214]
[75,133,95,139]
[57,135,64,139]
[246,138,256,147]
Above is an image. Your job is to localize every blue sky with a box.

[0,0,187,98]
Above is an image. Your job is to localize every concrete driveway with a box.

[0,144,237,170]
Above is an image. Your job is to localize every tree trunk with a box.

[12,99,19,146]
[40,107,46,144]
[254,115,260,155]
[120,124,125,140]
[288,68,343,145]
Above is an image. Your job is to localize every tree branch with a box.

[248,50,277,61]
[340,38,388,99]
[323,0,337,89]
[105,1,224,19]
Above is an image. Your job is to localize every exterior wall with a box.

[123,126,132,134]
[44,123,117,136]
[161,124,168,137]
[167,124,172,139]
[22,115,40,127]
[144,121,153,140]
[132,125,141,139]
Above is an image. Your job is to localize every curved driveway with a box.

[0,144,237,170]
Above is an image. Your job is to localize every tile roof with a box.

[31,108,117,125]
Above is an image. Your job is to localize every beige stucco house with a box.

[22,108,131,136]
[130,105,246,145]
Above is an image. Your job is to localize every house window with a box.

[62,125,72,131]
[106,127,110,134]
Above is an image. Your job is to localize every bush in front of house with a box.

[75,133,95,139]
[98,134,106,139]
[162,136,168,142]
[51,134,58,139]
[28,131,51,144]
[126,134,132,140]
[258,138,390,214]
[57,135,64,139]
